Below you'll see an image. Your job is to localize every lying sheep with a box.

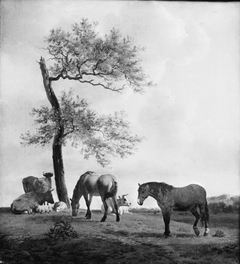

[53,201,68,212]
[35,202,54,214]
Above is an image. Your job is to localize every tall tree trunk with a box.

[38,57,70,208]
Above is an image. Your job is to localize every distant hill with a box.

[207,194,239,206]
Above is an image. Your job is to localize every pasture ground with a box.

[0,208,239,264]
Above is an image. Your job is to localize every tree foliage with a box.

[45,19,152,92]
[21,90,142,167]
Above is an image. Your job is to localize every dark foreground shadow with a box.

[175,233,198,238]
[0,233,177,264]
[23,213,101,224]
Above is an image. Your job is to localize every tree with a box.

[21,19,152,207]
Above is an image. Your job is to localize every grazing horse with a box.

[71,171,120,222]
[137,182,209,237]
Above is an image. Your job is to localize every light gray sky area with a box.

[0,1,239,209]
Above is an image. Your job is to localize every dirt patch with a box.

[0,208,239,263]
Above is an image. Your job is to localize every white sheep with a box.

[35,202,54,213]
[54,201,68,212]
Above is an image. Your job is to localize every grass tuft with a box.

[212,230,225,238]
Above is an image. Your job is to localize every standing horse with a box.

[137,182,209,237]
[71,171,120,222]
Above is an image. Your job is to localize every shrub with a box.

[47,219,78,240]
[213,230,225,238]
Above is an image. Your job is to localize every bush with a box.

[47,219,78,240]
[213,230,225,238]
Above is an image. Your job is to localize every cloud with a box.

[98,2,212,83]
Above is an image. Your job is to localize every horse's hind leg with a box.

[200,203,209,236]
[112,197,120,222]
[84,194,92,219]
[100,199,108,222]
[190,206,200,236]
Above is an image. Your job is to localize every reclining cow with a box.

[11,189,54,214]
[101,194,132,216]
[22,172,53,193]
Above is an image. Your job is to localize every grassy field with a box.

[172,211,239,229]
[0,208,239,263]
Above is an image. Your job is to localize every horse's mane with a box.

[159,182,174,196]
[72,171,95,200]
[72,179,80,199]
[147,182,173,196]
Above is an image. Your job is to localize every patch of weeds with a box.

[212,230,225,238]
[47,219,78,241]
[177,227,188,233]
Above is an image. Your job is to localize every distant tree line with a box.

[208,200,240,214]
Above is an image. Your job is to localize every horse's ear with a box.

[50,188,54,192]
[138,183,141,187]
[70,198,72,202]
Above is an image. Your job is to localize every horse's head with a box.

[70,198,79,216]
[137,183,150,206]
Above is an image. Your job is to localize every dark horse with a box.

[137,182,209,237]
[71,171,120,222]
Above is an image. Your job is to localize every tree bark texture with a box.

[39,57,70,208]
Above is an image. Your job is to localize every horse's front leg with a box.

[84,194,92,219]
[162,209,172,237]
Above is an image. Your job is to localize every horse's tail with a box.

[201,201,209,226]
[111,179,118,196]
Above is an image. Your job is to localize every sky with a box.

[0,1,239,209]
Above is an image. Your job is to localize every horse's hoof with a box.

[164,232,171,238]
[195,231,200,236]
[100,219,105,222]
[193,227,200,236]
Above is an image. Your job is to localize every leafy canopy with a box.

[21,19,151,166]
[21,90,142,167]
[45,18,152,92]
